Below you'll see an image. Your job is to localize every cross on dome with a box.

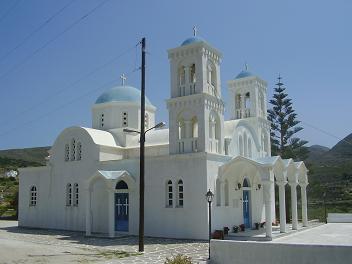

[193,26,197,37]
[120,73,127,86]
[244,63,249,71]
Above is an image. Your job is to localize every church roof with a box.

[95,85,152,105]
[181,36,206,46]
[235,70,254,79]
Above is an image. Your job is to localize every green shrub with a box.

[165,254,193,264]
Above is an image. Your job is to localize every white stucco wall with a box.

[211,240,352,264]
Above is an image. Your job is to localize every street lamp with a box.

[123,121,166,134]
[205,189,214,260]
[323,191,327,224]
[123,121,165,252]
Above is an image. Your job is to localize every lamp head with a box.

[154,122,166,129]
[205,189,214,203]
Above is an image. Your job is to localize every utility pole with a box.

[139,37,146,252]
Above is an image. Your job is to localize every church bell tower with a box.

[167,28,225,155]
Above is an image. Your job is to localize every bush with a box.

[165,254,193,264]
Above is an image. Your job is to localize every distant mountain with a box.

[324,133,352,161]
[306,145,330,163]
[0,147,50,166]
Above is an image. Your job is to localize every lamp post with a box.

[123,121,165,252]
[323,191,327,224]
[205,189,214,260]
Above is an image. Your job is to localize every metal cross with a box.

[120,73,127,86]
[193,26,197,36]
[245,63,248,71]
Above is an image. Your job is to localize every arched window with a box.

[65,144,69,161]
[122,112,128,127]
[178,66,186,96]
[100,113,104,128]
[144,113,149,129]
[216,179,221,206]
[166,180,173,207]
[77,142,82,161]
[73,183,79,206]
[66,183,72,206]
[177,180,184,207]
[192,117,198,138]
[243,178,250,188]
[190,64,196,94]
[70,139,76,161]
[224,180,229,206]
[116,180,128,190]
[30,186,37,206]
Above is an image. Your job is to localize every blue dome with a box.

[95,85,152,105]
[181,36,206,46]
[235,70,253,79]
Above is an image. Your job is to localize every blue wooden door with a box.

[243,190,251,228]
[115,193,129,232]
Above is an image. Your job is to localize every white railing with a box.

[189,82,196,94]
[235,108,251,119]
[177,138,198,153]
[209,138,219,153]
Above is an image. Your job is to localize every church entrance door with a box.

[115,192,129,231]
[115,180,129,232]
[243,190,251,228]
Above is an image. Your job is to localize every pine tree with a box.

[267,75,308,161]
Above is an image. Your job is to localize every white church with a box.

[18,32,309,240]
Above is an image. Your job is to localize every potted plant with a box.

[254,222,260,230]
[223,226,230,235]
[239,224,245,232]
[233,225,239,233]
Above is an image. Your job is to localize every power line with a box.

[0,0,111,82]
[301,121,352,146]
[0,57,141,138]
[1,43,138,126]
[0,0,76,63]
[0,0,22,24]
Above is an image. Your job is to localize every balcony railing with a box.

[177,138,198,153]
[209,138,219,153]
[235,108,251,119]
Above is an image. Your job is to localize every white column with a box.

[184,66,190,95]
[290,182,298,230]
[277,181,287,233]
[301,183,308,227]
[108,189,115,238]
[85,187,91,236]
[263,181,273,238]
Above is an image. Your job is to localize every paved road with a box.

[0,221,208,264]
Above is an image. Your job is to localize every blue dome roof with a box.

[181,36,206,46]
[95,85,152,105]
[235,70,253,79]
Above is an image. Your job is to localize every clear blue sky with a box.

[0,0,351,150]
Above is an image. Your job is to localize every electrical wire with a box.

[0,0,22,24]
[0,58,141,138]
[301,121,352,146]
[0,0,111,82]
[1,42,139,126]
[0,0,77,63]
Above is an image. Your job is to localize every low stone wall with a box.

[211,240,352,264]
[327,213,352,223]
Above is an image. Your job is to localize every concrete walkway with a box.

[0,221,208,264]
